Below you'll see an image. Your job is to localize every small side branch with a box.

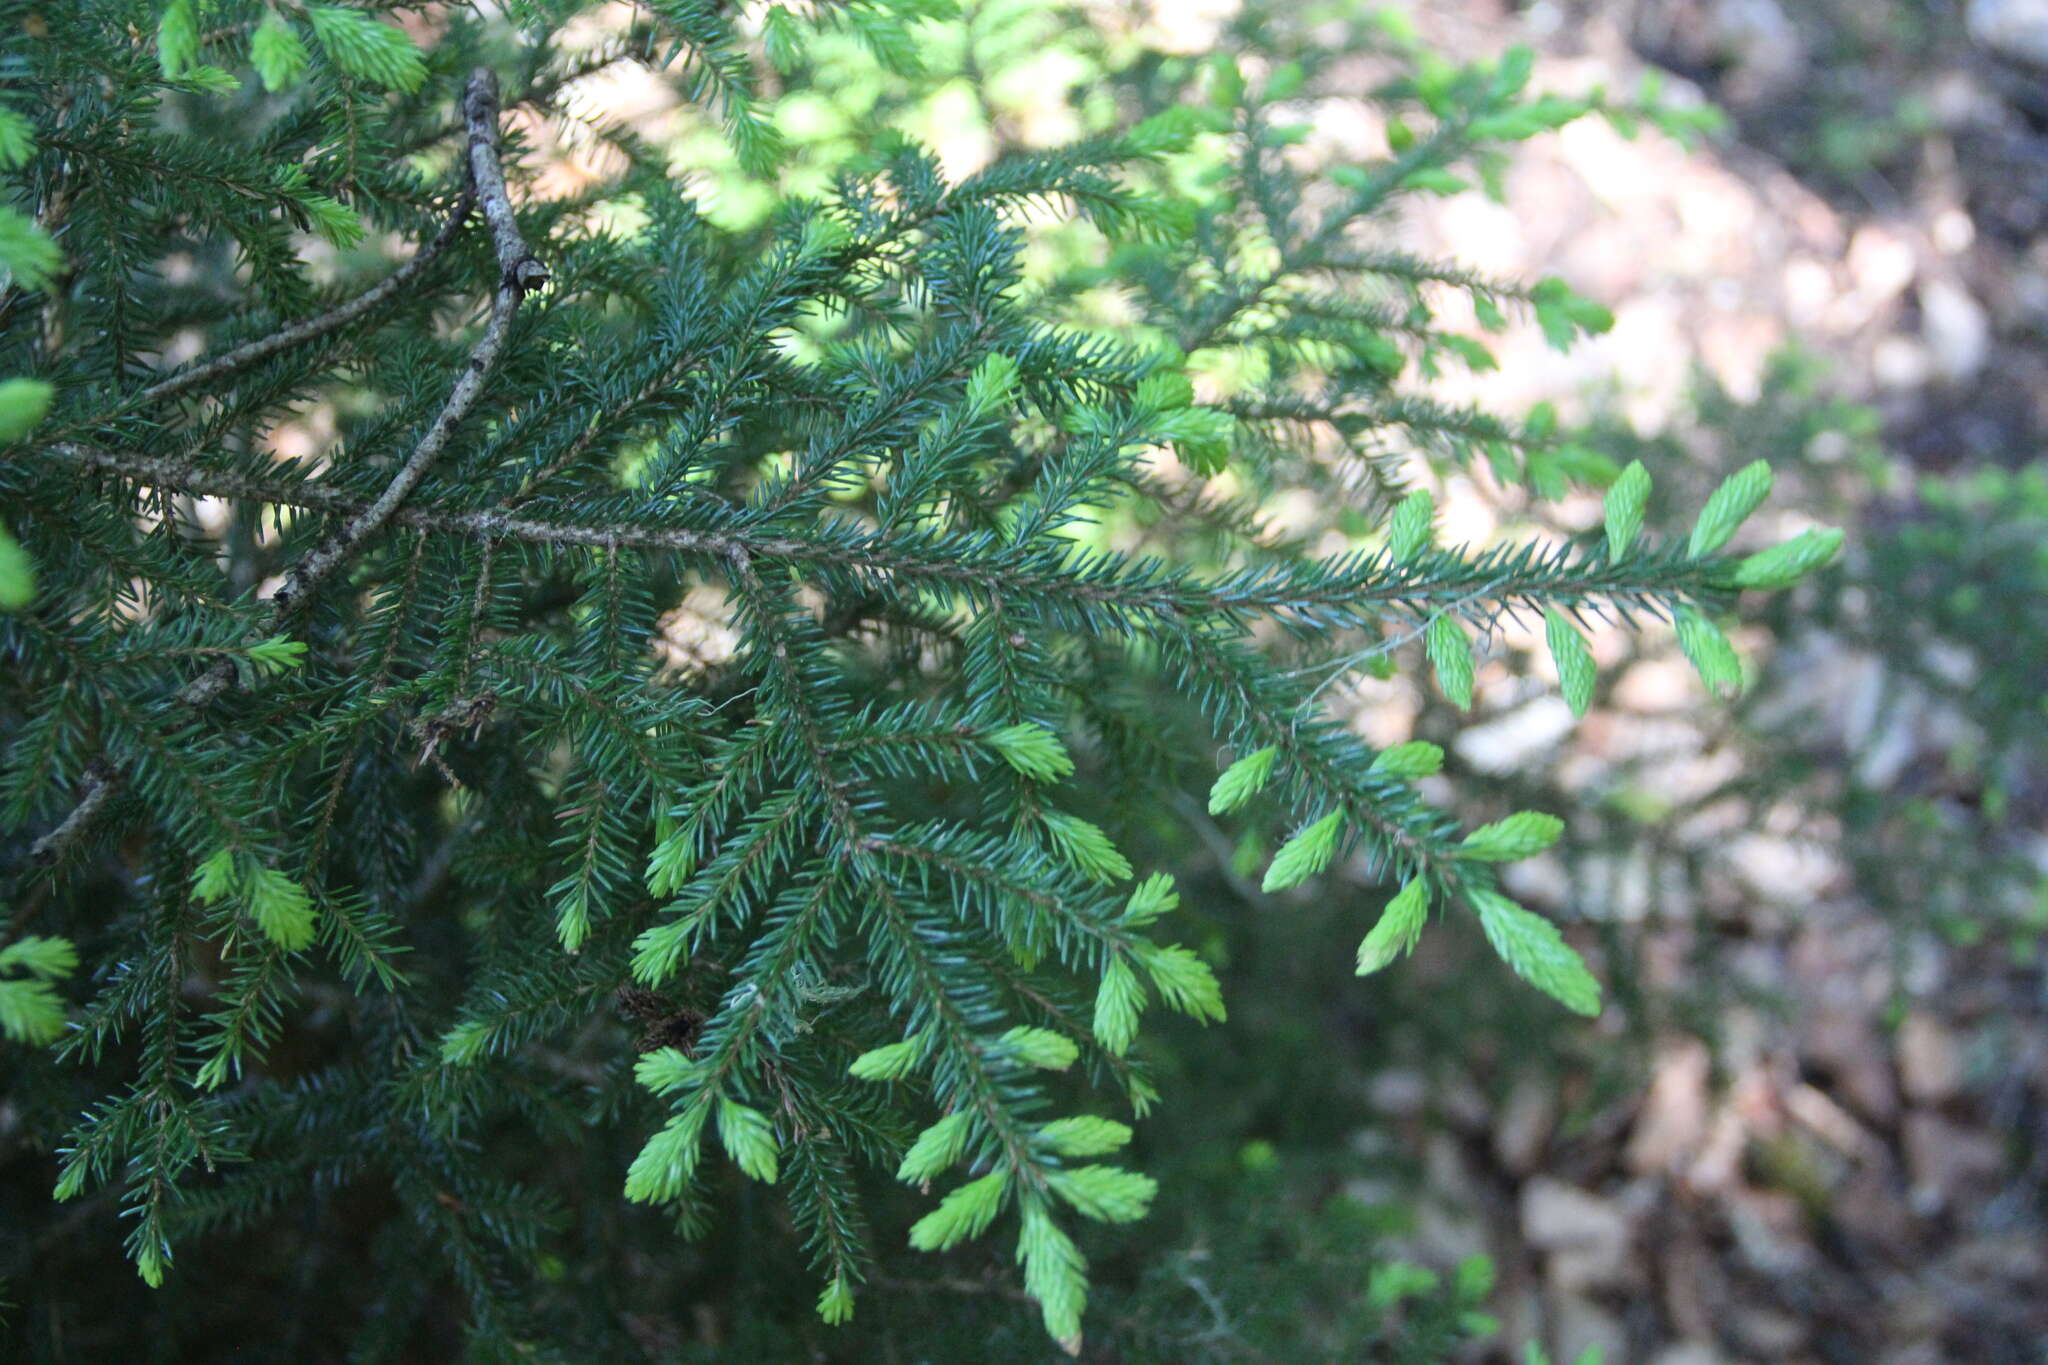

[27,759,118,866]
[133,190,477,408]
[199,66,548,689]
[48,443,747,557]
[464,69,549,295]
[262,285,520,625]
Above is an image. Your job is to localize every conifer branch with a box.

[1166,629,1464,885]
[42,443,1731,637]
[23,65,549,861]
[197,66,545,681]
[725,558,1050,1191]
[5,20,1825,1343]
[130,190,478,409]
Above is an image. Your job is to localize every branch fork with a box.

[27,66,545,862]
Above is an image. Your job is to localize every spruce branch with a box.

[41,444,1732,640]
[192,67,544,684]
[724,557,1048,1186]
[21,65,548,865]
[1165,629,1465,890]
[129,189,478,409]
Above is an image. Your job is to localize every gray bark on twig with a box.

[28,65,547,863]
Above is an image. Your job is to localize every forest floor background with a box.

[1337,3,2048,1362]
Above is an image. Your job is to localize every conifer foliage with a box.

[0,1,1832,1354]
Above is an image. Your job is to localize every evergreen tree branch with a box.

[21,66,551,868]
[5,12,1829,1346]
[1162,629,1468,890]
[40,443,1731,639]
[128,189,478,409]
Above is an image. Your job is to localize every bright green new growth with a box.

[817,1275,857,1327]
[847,1029,928,1081]
[0,2,1819,1352]
[0,527,32,610]
[1471,888,1602,1017]
[243,635,310,678]
[250,13,310,94]
[1460,811,1565,861]
[1039,1116,1134,1156]
[245,868,317,952]
[987,722,1076,784]
[963,352,1020,418]
[1040,809,1135,884]
[1019,1196,1089,1352]
[1263,810,1346,892]
[1093,957,1145,1057]
[623,1106,710,1205]
[1048,1164,1158,1223]
[1209,745,1279,814]
[1132,943,1225,1024]
[0,377,52,443]
[154,0,198,79]
[1605,459,1651,562]
[1675,605,1745,696]
[633,1045,699,1094]
[0,934,78,1044]
[190,850,317,951]
[716,1097,780,1183]
[1370,741,1445,779]
[1544,608,1598,717]
[1355,879,1429,976]
[896,1111,974,1185]
[908,1170,1009,1251]
[999,1025,1081,1071]
[1388,490,1435,562]
[1427,614,1478,710]
[1688,459,1774,556]
[304,5,429,94]
[0,109,33,168]
[1728,526,1845,589]
[1120,873,1179,927]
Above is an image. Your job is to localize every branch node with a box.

[465,68,548,294]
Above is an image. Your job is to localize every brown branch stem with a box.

[464,69,549,295]
[27,759,118,866]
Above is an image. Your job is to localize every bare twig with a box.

[26,759,117,866]
[465,69,549,296]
